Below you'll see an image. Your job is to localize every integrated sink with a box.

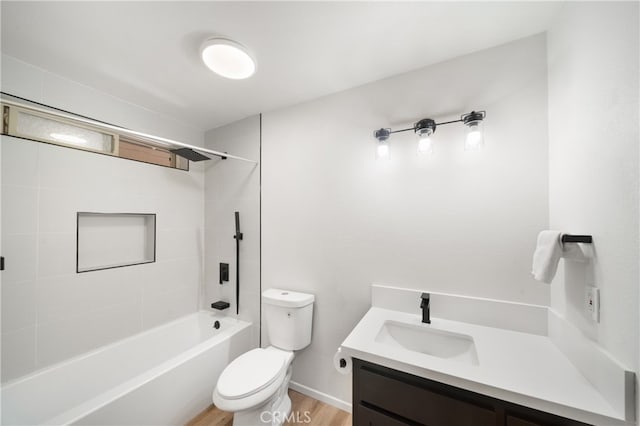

[375,320,479,365]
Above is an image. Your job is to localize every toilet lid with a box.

[217,348,286,400]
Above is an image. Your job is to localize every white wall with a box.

[547,0,639,380]
[204,116,261,346]
[1,55,205,382]
[261,35,549,404]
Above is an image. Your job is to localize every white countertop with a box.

[341,307,625,425]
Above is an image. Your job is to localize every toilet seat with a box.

[213,347,293,413]
[217,348,287,400]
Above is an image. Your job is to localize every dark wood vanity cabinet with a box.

[352,359,591,426]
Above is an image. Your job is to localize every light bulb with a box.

[416,127,434,156]
[376,141,389,159]
[414,120,435,156]
[464,122,484,151]
[374,128,391,160]
[418,136,433,155]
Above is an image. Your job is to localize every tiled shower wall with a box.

[1,55,205,382]
[203,116,261,347]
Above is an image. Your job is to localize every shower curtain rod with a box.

[0,95,257,164]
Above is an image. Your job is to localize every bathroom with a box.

[0,1,638,425]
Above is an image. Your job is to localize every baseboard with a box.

[289,381,352,413]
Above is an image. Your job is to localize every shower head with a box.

[171,148,211,162]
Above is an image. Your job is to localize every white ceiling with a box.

[1,2,563,131]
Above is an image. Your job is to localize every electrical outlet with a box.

[585,286,600,322]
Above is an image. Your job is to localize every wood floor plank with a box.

[186,390,351,426]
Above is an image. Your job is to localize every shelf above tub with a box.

[76,212,156,273]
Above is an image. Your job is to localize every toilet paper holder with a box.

[561,234,592,244]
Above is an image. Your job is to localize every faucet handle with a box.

[420,292,430,307]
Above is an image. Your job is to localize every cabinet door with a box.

[358,366,496,426]
[506,411,590,426]
[506,415,541,426]
[356,404,415,426]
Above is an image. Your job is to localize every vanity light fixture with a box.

[201,37,256,80]
[373,110,486,157]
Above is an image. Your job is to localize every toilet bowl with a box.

[213,347,294,425]
[212,289,314,426]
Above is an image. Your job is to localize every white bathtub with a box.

[1,311,252,425]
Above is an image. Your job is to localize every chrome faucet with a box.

[420,293,431,324]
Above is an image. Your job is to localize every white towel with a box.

[531,231,562,283]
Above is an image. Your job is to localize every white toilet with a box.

[213,289,314,426]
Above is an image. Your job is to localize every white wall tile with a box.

[141,258,199,296]
[37,188,81,234]
[37,301,142,368]
[1,281,37,333]
[204,115,260,347]
[37,143,121,191]
[1,326,36,382]
[0,137,39,187]
[1,184,38,235]
[1,234,37,284]
[156,228,201,261]
[142,288,198,329]
[1,56,205,380]
[37,232,76,278]
[36,269,144,324]
[36,274,86,324]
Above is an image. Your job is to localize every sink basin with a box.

[375,320,479,365]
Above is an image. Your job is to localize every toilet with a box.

[212,289,315,426]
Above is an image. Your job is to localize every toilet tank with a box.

[263,289,314,351]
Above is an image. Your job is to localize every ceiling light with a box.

[201,37,256,80]
[373,111,486,157]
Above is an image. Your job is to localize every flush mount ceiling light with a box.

[201,37,256,80]
[373,110,486,159]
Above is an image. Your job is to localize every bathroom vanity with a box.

[340,285,634,426]
[352,358,588,425]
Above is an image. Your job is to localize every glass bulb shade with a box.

[416,126,433,139]
[201,38,256,79]
[464,121,484,151]
[376,141,390,159]
[417,136,433,155]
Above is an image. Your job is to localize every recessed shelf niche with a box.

[76,212,156,273]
